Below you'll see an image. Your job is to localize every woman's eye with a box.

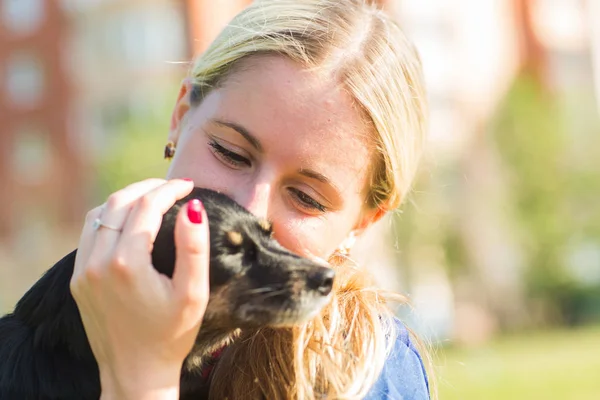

[288,188,327,212]
[208,140,251,168]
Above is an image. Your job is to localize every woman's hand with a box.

[70,178,210,400]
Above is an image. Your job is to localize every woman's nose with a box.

[235,183,272,219]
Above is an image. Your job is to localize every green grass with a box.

[436,325,600,400]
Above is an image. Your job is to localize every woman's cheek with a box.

[169,148,232,190]
[272,218,332,259]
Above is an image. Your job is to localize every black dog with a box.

[0,188,335,400]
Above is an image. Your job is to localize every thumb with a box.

[172,199,210,307]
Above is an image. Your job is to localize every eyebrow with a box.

[211,118,340,195]
[299,168,340,193]
[211,119,263,152]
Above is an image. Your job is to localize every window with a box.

[115,5,186,65]
[12,202,52,264]
[532,0,587,51]
[4,52,45,107]
[11,125,52,186]
[2,0,44,35]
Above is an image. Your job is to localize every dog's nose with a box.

[307,266,335,296]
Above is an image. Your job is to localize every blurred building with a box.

[0,1,82,252]
[65,0,190,157]
[0,0,257,247]
[0,0,255,309]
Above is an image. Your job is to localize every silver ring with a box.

[92,218,122,232]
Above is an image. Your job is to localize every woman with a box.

[70,0,433,398]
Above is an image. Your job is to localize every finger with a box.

[172,199,210,309]
[72,179,168,292]
[86,179,168,265]
[72,205,103,278]
[115,179,195,265]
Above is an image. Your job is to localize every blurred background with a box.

[1,0,599,399]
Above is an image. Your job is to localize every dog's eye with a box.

[243,243,257,261]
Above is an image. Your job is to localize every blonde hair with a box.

[187,0,432,398]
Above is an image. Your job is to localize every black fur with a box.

[0,188,334,400]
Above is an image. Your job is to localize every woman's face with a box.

[167,55,382,259]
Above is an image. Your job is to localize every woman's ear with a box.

[353,206,387,236]
[168,78,194,144]
[336,208,386,255]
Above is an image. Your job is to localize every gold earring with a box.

[164,141,176,160]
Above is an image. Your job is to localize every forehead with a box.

[209,55,375,195]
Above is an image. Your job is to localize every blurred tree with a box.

[491,72,600,326]
[492,73,569,325]
[394,71,600,336]
[94,94,174,201]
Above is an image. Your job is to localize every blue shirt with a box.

[364,318,430,400]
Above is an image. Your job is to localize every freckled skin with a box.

[167,55,379,260]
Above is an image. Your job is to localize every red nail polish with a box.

[187,199,203,224]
